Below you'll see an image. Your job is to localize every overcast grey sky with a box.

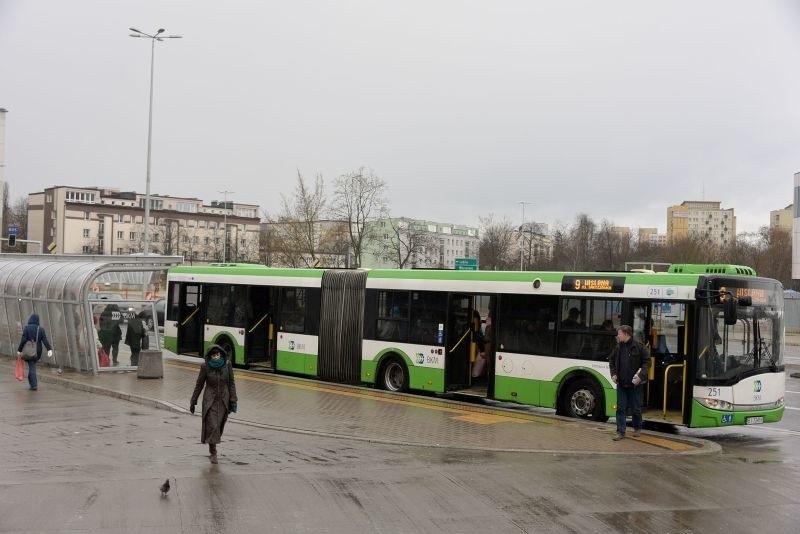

[2,0,799,233]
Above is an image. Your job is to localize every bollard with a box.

[137,349,163,379]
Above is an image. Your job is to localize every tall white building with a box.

[667,200,736,246]
[27,185,261,262]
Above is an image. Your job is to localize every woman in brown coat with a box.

[190,345,238,464]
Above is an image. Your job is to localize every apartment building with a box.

[363,217,479,269]
[770,204,793,232]
[637,227,667,246]
[666,200,736,246]
[27,186,261,263]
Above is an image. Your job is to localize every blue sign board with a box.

[7,224,19,235]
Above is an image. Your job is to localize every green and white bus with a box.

[164,263,786,428]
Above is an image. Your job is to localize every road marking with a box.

[632,434,696,452]
[785,390,800,394]
[784,406,800,411]
[453,413,530,425]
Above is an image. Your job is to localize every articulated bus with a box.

[164,264,785,428]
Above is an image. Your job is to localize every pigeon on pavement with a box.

[159,478,170,497]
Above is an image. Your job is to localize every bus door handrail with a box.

[180,307,199,327]
[248,312,270,333]
[663,362,685,418]
[449,328,470,354]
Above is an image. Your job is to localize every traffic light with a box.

[8,234,16,247]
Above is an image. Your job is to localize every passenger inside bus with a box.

[559,307,586,356]
[379,306,407,342]
[591,319,618,359]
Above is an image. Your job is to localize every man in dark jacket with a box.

[608,324,650,440]
[17,313,53,391]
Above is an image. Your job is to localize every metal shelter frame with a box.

[0,254,182,374]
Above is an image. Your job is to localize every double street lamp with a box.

[129,27,182,255]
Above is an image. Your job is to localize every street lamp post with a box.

[129,27,181,255]
[518,201,531,270]
[218,190,235,262]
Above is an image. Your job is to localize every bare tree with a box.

[592,220,633,271]
[316,221,351,267]
[159,219,184,257]
[267,171,327,267]
[2,192,28,252]
[478,214,517,271]
[375,217,437,269]
[729,227,792,287]
[668,235,721,264]
[330,167,388,268]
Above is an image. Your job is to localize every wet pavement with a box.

[0,355,712,456]
[1,354,799,533]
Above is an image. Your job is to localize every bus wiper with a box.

[761,339,777,370]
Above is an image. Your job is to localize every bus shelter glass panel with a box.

[2,262,29,298]
[53,263,93,301]
[32,263,63,300]
[18,262,50,300]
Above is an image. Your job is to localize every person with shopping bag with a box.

[16,314,53,391]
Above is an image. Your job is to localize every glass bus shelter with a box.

[0,254,182,374]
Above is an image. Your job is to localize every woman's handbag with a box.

[14,356,24,381]
[98,347,110,367]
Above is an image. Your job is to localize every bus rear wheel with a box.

[561,378,605,421]
[380,357,409,393]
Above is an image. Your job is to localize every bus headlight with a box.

[698,397,733,411]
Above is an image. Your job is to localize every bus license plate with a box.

[745,416,764,425]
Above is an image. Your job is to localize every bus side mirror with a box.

[723,295,737,325]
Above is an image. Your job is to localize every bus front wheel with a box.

[380,357,409,393]
[561,378,606,421]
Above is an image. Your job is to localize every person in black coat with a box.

[190,345,238,464]
[609,324,650,440]
[124,311,147,366]
[17,313,53,391]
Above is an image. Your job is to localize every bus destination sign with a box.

[561,276,625,293]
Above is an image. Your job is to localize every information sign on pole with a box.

[454,258,478,270]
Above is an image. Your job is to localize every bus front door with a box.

[177,283,203,356]
[245,286,274,367]
[634,301,688,425]
[446,294,473,390]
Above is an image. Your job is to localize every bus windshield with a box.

[696,294,784,383]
